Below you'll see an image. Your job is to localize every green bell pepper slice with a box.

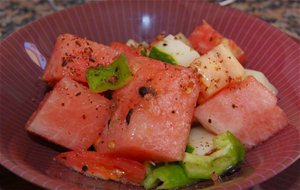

[148,47,177,65]
[86,54,133,92]
[183,131,245,179]
[143,163,196,189]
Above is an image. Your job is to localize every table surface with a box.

[0,0,299,189]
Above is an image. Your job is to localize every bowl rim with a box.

[0,1,299,190]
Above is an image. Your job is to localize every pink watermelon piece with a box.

[194,76,288,148]
[26,77,112,150]
[110,42,141,57]
[54,150,146,185]
[94,56,200,162]
[188,21,246,63]
[43,34,120,84]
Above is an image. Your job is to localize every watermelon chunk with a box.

[188,21,246,63]
[194,76,288,148]
[95,56,200,162]
[55,151,146,185]
[26,77,112,150]
[43,34,120,83]
[111,42,141,57]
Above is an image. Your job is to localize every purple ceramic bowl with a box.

[0,1,299,189]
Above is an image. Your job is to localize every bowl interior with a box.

[0,1,299,190]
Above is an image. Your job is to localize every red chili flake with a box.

[107,76,118,84]
[232,104,238,108]
[75,92,81,96]
[61,103,65,106]
[126,109,133,124]
[75,41,81,46]
[82,114,86,119]
[211,171,221,184]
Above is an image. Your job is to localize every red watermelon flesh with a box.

[54,151,146,185]
[26,77,112,150]
[194,76,288,148]
[43,34,120,84]
[188,21,246,63]
[94,56,200,162]
[110,42,141,57]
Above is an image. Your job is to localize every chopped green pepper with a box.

[185,144,195,154]
[86,54,133,92]
[148,47,177,65]
[183,131,245,179]
[143,163,196,189]
[142,132,245,189]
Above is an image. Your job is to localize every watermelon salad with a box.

[25,21,288,189]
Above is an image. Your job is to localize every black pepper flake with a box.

[89,57,95,62]
[232,104,238,109]
[139,86,156,97]
[62,58,68,67]
[138,86,149,97]
[82,165,88,172]
[171,110,176,114]
[126,109,133,125]
[163,43,167,46]
[75,92,81,96]
[103,90,113,100]
[208,119,212,123]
